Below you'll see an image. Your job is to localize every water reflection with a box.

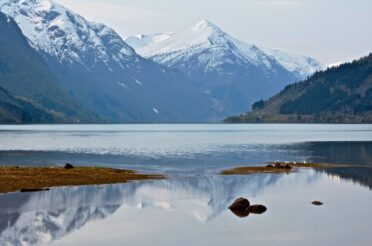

[0,172,318,246]
[1,165,371,245]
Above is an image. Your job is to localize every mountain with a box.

[126,20,325,116]
[0,11,98,123]
[0,0,217,122]
[260,48,325,80]
[225,54,372,123]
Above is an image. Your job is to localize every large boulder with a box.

[229,197,250,211]
[230,209,250,218]
[64,163,75,169]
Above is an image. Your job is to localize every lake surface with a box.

[0,124,371,245]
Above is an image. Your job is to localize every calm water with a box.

[0,124,372,245]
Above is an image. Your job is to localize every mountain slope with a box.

[126,20,325,116]
[0,1,217,122]
[261,48,325,80]
[0,11,97,123]
[225,54,372,123]
[0,85,56,123]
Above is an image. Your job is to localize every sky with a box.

[55,0,372,65]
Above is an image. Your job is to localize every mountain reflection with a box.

[0,172,315,246]
[0,165,371,246]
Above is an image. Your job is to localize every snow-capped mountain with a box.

[261,48,325,80]
[127,20,324,81]
[127,20,324,115]
[0,0,136,67]
[0,1,217,122]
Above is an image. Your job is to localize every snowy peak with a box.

[0,0,136,67]
[128,19,324,79]
[134,19,280,71]
[136,20,232,57]
[192,19,220,33]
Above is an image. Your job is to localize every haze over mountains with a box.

[0,0,325,123]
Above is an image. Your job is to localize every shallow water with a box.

[0,124,371,245]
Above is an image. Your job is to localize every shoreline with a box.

[0,166,164,194]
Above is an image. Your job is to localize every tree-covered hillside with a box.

[225,54,372,123]
[0,85,57,123]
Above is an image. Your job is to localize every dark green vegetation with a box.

[0,13,97,123]
[225,54,372,123]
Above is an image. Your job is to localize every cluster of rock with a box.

[267,161,292,169]
[312,201,324,206]
[228,197,267,218]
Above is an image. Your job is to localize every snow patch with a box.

[118,82,129,90]
[134,79,143,86]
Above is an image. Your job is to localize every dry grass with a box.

[220,162,350,175]
[220,166,293,175]
[0,166,164,193]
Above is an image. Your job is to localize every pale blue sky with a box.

[55,0,371,64]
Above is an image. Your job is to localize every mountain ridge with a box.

[0,0,219,122]
[126,19,325,80]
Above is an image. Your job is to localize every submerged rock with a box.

[312,201,324,206]
[248,205,267,214]
[229,197,250,211]
[64,163,75,169]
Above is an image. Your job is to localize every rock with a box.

[230,209,250,218]
[284,164,292,169]
[312,201,323,206]
[229,197,250,211]
[248,204,267,214]
[64,163,74,169]
[20,188,50,193]
[266,164,274,168]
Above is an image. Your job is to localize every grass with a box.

[0,166,164,194]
